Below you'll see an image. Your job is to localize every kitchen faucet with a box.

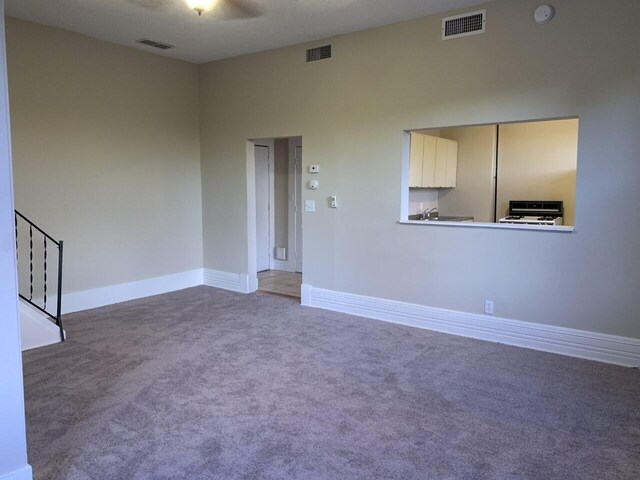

[423,207,438,219]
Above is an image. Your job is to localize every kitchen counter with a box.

[408,214,474,222]
[399,218,575,233]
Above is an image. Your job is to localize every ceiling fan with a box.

[128,0,260,19]
[186,0,261,18]
[186,0,212,16]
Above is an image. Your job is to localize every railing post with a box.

[56,240,64,341]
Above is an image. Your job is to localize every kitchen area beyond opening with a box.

[402,118,579,229]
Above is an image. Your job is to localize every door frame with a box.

[0,2,32,477]
[246,137,276,293]
[254,142,275,272]
[288,137,303,273]
[246,136,302,293]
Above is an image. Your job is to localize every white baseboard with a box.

[301,284,640,368]
[59,267,252,314]
[248,274,258,293]
[301,283,312,306]
[203,269,250,294]
[0,465,33,480]
[63,269,204,314]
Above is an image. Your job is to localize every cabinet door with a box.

[408,133,424,188]
[421,134,438,187]
[444,139,458,187]
[434,138,448,187]
[434,138,458,188]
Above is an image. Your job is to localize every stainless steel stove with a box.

[498,201,564,226]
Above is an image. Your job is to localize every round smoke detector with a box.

[534,4,555,24]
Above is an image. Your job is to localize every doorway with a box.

[250,136,303,298]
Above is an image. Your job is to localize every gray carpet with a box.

[22,286,640,479]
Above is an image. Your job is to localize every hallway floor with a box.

[258,270,302,298]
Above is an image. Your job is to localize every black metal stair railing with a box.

[14,210,65,342]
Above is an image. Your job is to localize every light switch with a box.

[305,200,316,212]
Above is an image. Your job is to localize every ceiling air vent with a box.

[306,45,332,63]
[442,9,486,40]
[136,38,175,50]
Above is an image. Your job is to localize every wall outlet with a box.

[484,300,494,315]
[304,200,316,212]
[330,195,338,208]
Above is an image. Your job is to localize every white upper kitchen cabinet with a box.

[438,137,458,188]
[421,134,438,187]
[409,132,458,188]
[409,132,424,188]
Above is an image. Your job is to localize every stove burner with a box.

[505,216,524,220]
[537,216,556,221]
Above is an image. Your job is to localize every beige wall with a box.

[6,18,203,293]
[274,138,289,250]
[199,0,640,338]
[438,125,496,222]
[497,119,578,225]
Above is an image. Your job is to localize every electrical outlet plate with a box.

[484,300,494,315]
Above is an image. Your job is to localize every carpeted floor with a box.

[22,286,640,479]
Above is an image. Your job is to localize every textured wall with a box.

[6,18,203,293]
[199,0,640,338]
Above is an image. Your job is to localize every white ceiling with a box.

[4,0,488,64]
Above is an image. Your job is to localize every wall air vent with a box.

[136,38,175,50]
[306,45,332,63]
[442,9,486,40]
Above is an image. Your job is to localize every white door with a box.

[295,145,303,272]
[255,145,270,272]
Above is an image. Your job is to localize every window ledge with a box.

[398,220,575,233]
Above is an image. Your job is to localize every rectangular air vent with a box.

[442,9,486,40]
[136,38,175,50]
[306,45,332,63]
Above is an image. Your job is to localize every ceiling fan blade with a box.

[126,0,173,10]
[126,0,262,19]
[216,0,262,20]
